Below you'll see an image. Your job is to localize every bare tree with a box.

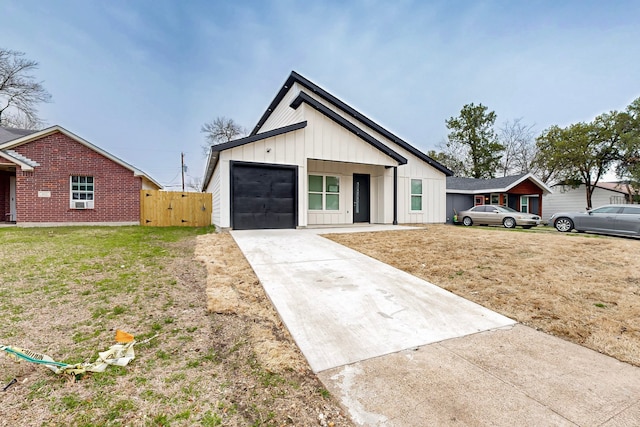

[201,116,246,156]
[498,118,537,176]
[0,48,51,129]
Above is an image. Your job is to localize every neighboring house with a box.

[446,173,552,224]
[542,182,637,221]
[0,125,161,226]
[201,71,453,230]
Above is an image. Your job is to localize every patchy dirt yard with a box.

[0,227,351,426]
[326,225,640,367]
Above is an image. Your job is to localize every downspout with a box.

[393,166,398,225]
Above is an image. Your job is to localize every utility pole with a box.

[181,152,185,192]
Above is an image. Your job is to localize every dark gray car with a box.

[549,204,640,237]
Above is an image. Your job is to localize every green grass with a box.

[0,225,214,425]
[0,224,335,426]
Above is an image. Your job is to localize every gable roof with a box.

[0,125,161,188]
[252,71,452,175]
[447,173,553,195]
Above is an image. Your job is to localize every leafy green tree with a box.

[535,113,622,209]
[616,97,640,201]
[445,103,504,179]
[426,149,465,176]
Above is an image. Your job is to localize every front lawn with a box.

[327,224,640,366]
[0,226,350,426]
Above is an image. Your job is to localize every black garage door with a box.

[231,162,297,230]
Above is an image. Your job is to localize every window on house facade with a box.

[520,196,529,213]
[411,179,422,211]
[308,175,340,211]
[70,176,94,209]
[490,193,500,205]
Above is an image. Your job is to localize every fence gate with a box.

[140,190,212,227]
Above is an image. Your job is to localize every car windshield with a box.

[495,206,518,213]
[590,206,622,214]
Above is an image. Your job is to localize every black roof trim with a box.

[201,121,307,191]
[290,92,407,165]
[251,71,452,175]
[212,121,307,152]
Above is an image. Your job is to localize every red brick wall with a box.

[13,131,142,223]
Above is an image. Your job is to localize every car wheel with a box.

[554,217,573,232]
[462,216,473,226]
[503,217,516,229]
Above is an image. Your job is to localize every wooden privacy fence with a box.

[140,190,212,227]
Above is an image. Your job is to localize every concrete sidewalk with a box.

[231,227,640,426]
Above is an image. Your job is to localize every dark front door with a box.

[353,174,370,223]
[231,163,297,230]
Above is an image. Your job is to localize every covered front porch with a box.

[304,159,396,227]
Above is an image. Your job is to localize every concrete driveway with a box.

[231,227,640,426]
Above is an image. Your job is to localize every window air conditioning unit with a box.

[72,201,94,209]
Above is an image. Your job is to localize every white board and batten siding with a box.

[258,82,306,133]
[542,184,627,220]
[301,91,448,224]
[207,80,448,229]
[210,164,222,226]
[211,128,307,228]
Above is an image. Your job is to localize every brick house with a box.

[0,125,161,226]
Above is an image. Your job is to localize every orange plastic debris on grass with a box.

[115,330,134,343]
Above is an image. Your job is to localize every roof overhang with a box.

[447,173,553,195]
[0,150,34,171]
[201,121,308,191]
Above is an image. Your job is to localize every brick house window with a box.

[70,176,94,209]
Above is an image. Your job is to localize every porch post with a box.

[393,166,398,225]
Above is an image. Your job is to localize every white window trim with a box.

[308,174,341,212]
[410,179,423,212]
[70,175,95,209]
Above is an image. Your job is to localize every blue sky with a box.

[3,1,639,189]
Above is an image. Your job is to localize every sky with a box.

[2,0,640,189]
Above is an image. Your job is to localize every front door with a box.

[353,174,370,223]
